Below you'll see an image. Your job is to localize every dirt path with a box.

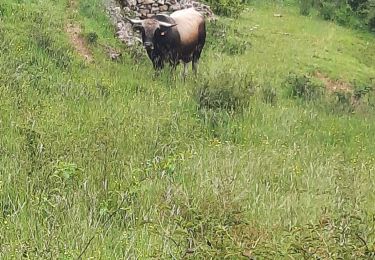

[65,0,93,62]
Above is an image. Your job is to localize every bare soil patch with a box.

[65,0,93,62]
[65,23,93,62]
[315,72,353,93]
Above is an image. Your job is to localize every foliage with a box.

[204,0,246,17]
[367,1,375,31]
[261,84,277,105]
[299,0,313,15]
[206,19,251,55]
[195,71,254,112]
[86,32,98,44]
[300,0,375,31]
[283,73,323,100]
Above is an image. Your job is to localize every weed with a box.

[353,85,373,101]
[207,20,251,55]
[18,126,44,175]
[196,71,255,112]
[86,32,98,44]
[95,82,110,97]
[283,73,323,100]
[52,161,82,187]
[331,91,356,113]
[261,84,277,105]
[204,0,244,17]
[300,0,313,16]
[306,0,375,31]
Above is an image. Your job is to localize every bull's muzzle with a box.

[143,42,154,50]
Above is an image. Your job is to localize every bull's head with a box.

[126,18,176,50]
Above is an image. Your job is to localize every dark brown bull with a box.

[126,8,206,77]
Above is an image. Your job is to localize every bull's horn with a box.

[135,37,143,43]
[125,17,143,25]
[158,21,177,28]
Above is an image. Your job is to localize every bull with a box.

[126,8,206,77]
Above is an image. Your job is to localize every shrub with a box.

[348,0,368,10]
[261,85,277,105]
[206,20,251,55]
[319,1,338,20]
[326,84,373,114]
[86,32,98,44]
[195,71,255,112]
[353,85,374,102]
[204,0,245,17]
[367,1,375,31]
[283,73,323,100]
[194,71,255,140]
[300,0,313,16]
[308,0,375,31]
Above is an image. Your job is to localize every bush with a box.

[206,20,251,55]
[204,0,245,17]
[348,0,368,10]
[367,1,375,31]
[261,85,277,105]
[194,71,255,140]
[319,1,338,20]
[325,84,374,114]
[195,71,255,112]
[300,0,313,16]
[283,73,323,100]
[308,0,375,31]
[86,32,98,44]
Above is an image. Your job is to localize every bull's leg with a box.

[192,60,198,76]
[192,44,204,76]
[168,53,179,73]
[183,63,189,80]
[153,56,164,70]
[169,59,179,73]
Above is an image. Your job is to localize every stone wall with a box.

[120,0,213,19]
[105,0,213,46]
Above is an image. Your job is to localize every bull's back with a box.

[170,8,205,49]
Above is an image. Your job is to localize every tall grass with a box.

[0,0,375,258]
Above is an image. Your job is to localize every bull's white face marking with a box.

[126,17,176,49]
[142,20,160,49]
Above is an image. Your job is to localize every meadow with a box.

[0,0,375,258]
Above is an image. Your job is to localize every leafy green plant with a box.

[261,85,277,105]
[367,1,375,31]
[206,20,251,55]
[196,71,255,112]
[300,0,313,15]
[86,32,98,44]
[283,73,323,100]
[306,0,375,31]
[52,161,82,183]
[204,0,245,17]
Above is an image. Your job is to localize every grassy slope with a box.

[1,0,375,258]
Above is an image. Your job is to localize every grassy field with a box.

[1,0,375,258]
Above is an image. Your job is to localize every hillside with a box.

[1,0,375,258]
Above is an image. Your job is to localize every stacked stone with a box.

[106,0,213,46]
[122,0,213,19]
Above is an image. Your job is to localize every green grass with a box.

[1,0,375,258]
